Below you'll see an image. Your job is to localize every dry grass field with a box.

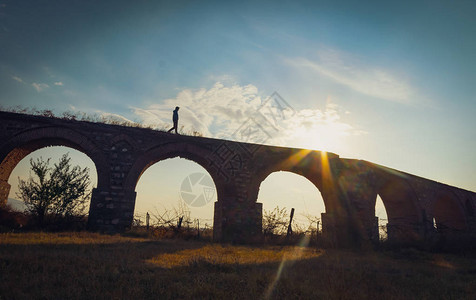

[1,232,475,299]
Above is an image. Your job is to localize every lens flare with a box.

[264,235,313,299]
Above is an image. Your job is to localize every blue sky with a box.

[1,0,475,224]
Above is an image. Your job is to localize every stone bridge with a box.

[1,111,475,246]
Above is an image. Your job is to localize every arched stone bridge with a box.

[1,111,475,246]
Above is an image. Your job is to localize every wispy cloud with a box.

[285,48,414,104]
[132,82,363,152]
[99,112,134,124]
[32,82,49,92]
[133,82,262,137]
[54,81,64,86]
[12,76,23,83]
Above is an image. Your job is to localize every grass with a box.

[0,107,204,136]
[1,232,476,299]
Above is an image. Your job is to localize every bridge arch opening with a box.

[0,126,108,193]
[123,142,230,237]
[257,171,325,238]
[375,178,421,242]
[433,192,467,233]
[375,195,388,240]
[133,157,218,233]
[6,146,98,212]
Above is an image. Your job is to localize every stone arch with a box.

[333,160,381,243]
[250,163,326,211]
[249,150,325,198]
[0,126,109,188]
[373,171,422,241]
[376,178,420,223]
[433,190,467,233]
[257,170,326,231]
[466,198,475,218]
[124,142,225,200]
[111,134,136,151]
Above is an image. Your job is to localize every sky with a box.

[1,0,475,228]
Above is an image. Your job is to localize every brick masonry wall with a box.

[0,111,475,245]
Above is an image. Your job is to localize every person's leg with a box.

[167,127,174,133]
[174,121,178,134]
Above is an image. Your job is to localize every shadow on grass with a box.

[1,234,476,299]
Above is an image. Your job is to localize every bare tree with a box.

[150,199,192,230]
[262,206,288,236]
[302,213,321,232]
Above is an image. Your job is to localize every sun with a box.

[289,122,348,153]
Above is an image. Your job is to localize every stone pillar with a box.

[88,187,137,233]
[213,201,222,241]
[353,212,380,244]
[371,216,379,242]
[334,160,381,246]
[318,157,363,247]
[321,212,337,247]
[321,212,361,247]
[214,200,263,243]
[386,221,424,244]
[0,180,11,207]
[322,212,352,247]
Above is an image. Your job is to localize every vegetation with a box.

[1,232,475,299]
[0,205,28,232]
[0,105,151,129]
[262,206,323,245]
[263,206,289,237]
[130,201,213,241]
[129,205,319,244]
[16,154,90,229]
[0,106,204,136]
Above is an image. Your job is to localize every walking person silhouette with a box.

[167,106,180,134]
